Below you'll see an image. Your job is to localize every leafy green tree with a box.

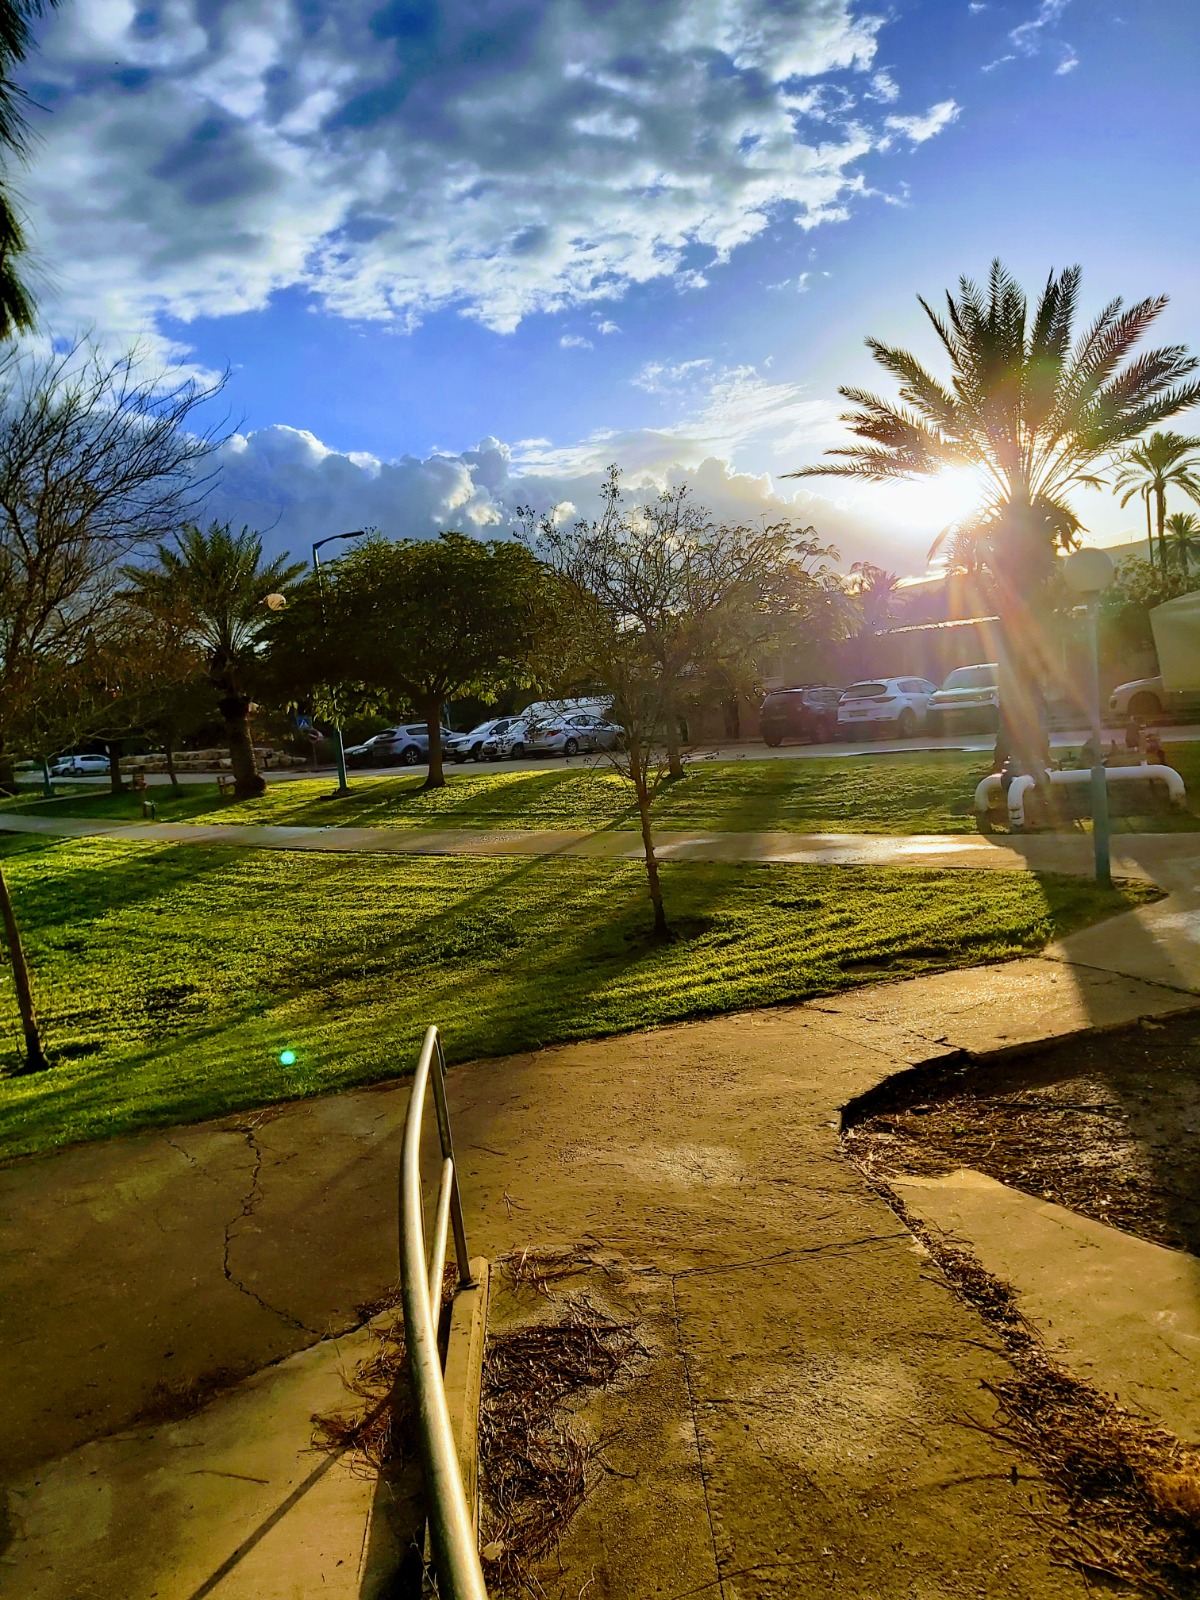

[0,0,63,335]
[1162,511,1200,575]
[1113,432,1200,571]
[125,523,304,799]
[275,532,555,790]
[791,260,1200,767]
[1098,556,1194,663]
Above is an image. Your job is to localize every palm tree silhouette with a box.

[791,260,1200,765]
[1162,511,1200,575]
[0,1,63,336]
[126,523,304,799]
[1113,431,1200,571]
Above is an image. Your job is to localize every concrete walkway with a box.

[7,804,1200,883]
[4,947,1200,1597]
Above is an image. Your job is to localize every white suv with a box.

[837,677,938,738]
[927,664,999,730]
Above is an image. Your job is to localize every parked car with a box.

[482,719,529,759]
[50,753,110,775]
[1107,674,1200,725]
[759,685,841,747]
[523,712,624,758]
[344,724,453,766]
[519,697,612,723]
[837,677,938,738]
[926,663,999,731]
[444,718,520,763]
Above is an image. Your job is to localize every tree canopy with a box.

[272,531,556,789]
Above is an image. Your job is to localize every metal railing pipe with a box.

[399,1026,489,1600]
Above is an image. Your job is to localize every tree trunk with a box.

[0,860,48,1072]
[628,733,668,937]
[422,694,446,790]
[107,743,125,795]
[0,743,15,797]
[1145,493,1154,567]
[665,730,685,781]
[164,734,181,795]
[219,694,266,799]
[1156,485,1167,574]
[992,506,1055,782]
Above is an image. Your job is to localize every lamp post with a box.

[1063,547,1116,888]
[312,530,366,798]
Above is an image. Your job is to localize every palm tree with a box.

[1162,511,1200,575]
[1113,431,1200,571]
[791,260,1200,764]
[125,523,303,799]
[0,1,62,336]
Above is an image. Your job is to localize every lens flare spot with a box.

[279,1049,297,1066]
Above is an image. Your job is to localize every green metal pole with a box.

[312,538,352,799]
[1087,598,1111,888]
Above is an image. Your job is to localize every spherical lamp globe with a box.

[264,592,288,611]
[1062,547,1115,596]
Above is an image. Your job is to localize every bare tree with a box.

[0,339,225,785]
[524,468,845,934]
[0,340,223,1071]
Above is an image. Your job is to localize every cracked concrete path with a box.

[3,952,1198,1597]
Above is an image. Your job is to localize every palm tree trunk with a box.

[0,860,48,1072]
[1145,493,1154,567]
[218,693,266,799]
[992,506,1054,781]
[422,694,446,790]
[1156,486,1166,573]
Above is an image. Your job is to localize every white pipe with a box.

[974,774,1003,814]
[1005,765,1186,829]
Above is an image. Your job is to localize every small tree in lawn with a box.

[279,532,554,791]
[522,469,849,935]
[124,523,304,800]
[523,469,846,781]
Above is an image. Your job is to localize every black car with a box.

[759,685,842,747]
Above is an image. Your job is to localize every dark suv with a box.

[759,685,841,747]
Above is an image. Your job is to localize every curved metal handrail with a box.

[399,1025,489,1600]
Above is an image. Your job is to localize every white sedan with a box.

[837,677,938,738]
[514,713,624,758]
[50,753,111,775]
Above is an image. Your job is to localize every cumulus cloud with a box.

[21,0,960,353]
[196,361,917,572]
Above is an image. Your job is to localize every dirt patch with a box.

[844,1011,1200,1251]
[863,1188,1200,1598]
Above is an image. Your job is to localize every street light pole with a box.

[1063,547,1116,889]
[312,530,366,799]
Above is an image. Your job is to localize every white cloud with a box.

[595,320,620,336]
[883,99,961,144]
[559,334,594,350]
[986,0,1076,73]
[19,0,956,353]
[194,361,894,565]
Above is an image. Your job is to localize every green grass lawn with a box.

[0,831,1153,1161]
[7,743,1197,839]
[0,752,1003,834]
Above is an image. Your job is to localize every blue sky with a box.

[20,0,1200,572]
